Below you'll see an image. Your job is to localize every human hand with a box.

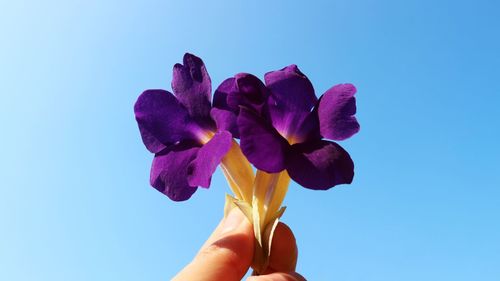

[173,208,306,281]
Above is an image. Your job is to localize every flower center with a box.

[198,130,215,144]
[286,135,300,145]
[276,129,299,145]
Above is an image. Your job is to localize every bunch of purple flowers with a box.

[134,53,359,273]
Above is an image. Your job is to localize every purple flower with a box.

[134,53,235,201]
[214,65,360,190]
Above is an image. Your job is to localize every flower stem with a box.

[220,142,291,274]
[250,170,291,274]
[220,140,254,203]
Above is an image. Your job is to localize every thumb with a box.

[173,208,254,281]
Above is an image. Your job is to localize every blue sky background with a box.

[1,0,499,280]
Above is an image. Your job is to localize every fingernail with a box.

[220,208,244,235]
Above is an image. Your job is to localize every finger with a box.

[265,222,298,273]
[199,219,225,250]
[246,272,307,281]
[173,208,254,281]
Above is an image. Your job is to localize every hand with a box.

[173,208,306,281]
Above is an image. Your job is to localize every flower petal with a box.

[215,74,269,109]
[286,140,354,190]
[238,107,290,173]
[187,131,233,188]
[290,109,321,144]
[134,89,200,153]
[150,143,200,201]
[227,73,269,115]
[213,75,270,137]
[172,53,213,127]
[210,107,238,137]
[318,83,360,141]
[213,77,236,112]
[212,78,240,137]
[264,65,317,137]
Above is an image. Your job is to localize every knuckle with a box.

[197,243,243,272]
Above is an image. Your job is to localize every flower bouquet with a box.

[134,53,359,274]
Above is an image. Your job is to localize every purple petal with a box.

[286,140,354,190]
[264,65,317,137]
[213,75,269,137]
[238,107,290,173]
[187,131,232,188]
[214,74,269,113]
[213,77,236,111]
[291,109,321,143]
[318,83,360,141]
[212,78,239,137]
[210,107,238,137]
[227,73,269,114]
[150,143,200,201]
[172,53,213,127]
[134,89,200,153]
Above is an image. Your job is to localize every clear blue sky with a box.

[1,0,499,280]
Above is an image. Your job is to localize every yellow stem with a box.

[219,139,292,275]
[220,140,254,203]
[265,171,290,226]
[249,170,291,274]
[253,170,291,228]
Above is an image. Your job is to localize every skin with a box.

[173,208,306,281]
